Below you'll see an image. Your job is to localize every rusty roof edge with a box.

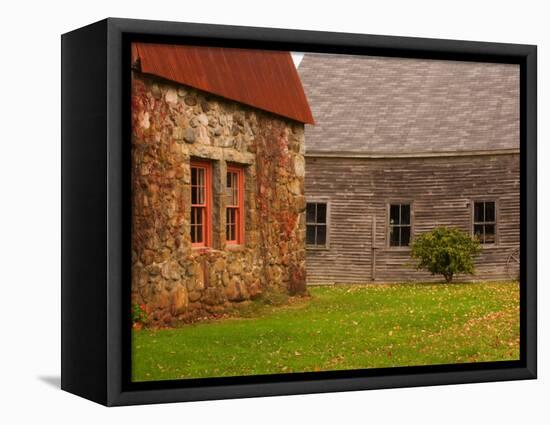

[133,43,314,125]
[137,69,314,125]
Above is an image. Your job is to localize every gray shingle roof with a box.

[298,53,519,155]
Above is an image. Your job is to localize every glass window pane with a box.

[316,225,326,245]
[474,224,484,241]
[225,186,232,203]
[306,203,316,223]
[390,226,400,246]
[196,207,202,225]
[226,173,233,201]
[401,226,410,246]
[390,205,400,225]
[198,174,204,204]
[484,224,495,243]
[196,225,203,243]
[191,186,198,204]
[474,202,484,222]
[316,203,326,223]
[226,209,236,241]
[306,225,316,245]
[198,167,204,187]
[191,206,204,244]
[233,173,239,205]
[191,167,197,186]
[485,202,495,222]
[226,172,237,206]
[401,204,410,225]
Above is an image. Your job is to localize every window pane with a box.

[226,209,236,241]
[474,224,484,241]
[474,202,484,222]
[316,225,326,245]
[196,226,203,243]
[195,207,202,226]
[306,203,316,223]
[227,224,234,241]
[390,226,400,246]
[234,173,239,205]
[306,225,316,245]
[233,173,238,206]
[390,205,400,225]
[198,171,204,204]
[316,203,326,224]
[400,204,410,225]
[484,224,495,243]
[198,167,204,187]
[191,207,204,244]
[192,167,205,205]
[401,226,411,246]
[226,172,238,206]
[191,207,196,226]
[225,176,233,201]
[485,202,495,222]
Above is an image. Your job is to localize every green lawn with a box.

[132,281,519,381]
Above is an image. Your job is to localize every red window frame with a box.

[226,165,245,245]
[190,160,212,248]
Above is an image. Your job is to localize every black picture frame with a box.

[61,17,537,406]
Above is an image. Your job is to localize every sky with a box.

[291,52,304,68]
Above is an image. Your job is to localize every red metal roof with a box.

[132,42,314,124]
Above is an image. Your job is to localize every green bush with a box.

[131,302,148,324]
[411,227,481,282]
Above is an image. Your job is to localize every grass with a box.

[132,281,519,381]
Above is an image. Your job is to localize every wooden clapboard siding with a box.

[305,153,520,284]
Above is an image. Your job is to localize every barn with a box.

[298,53,520,284]
[130,43,313,324]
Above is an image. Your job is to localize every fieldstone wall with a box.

[131,72,307,325]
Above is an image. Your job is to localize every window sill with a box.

[226,243,246,252]
[480,244,501,250]
[192,246,213,254]
[383,246,411,252]
[306,245,330,251]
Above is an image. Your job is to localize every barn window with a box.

[306,202,327,247]
[389,204,411,247]
[473,201,496,244]
[190,160,212,247]
[226,165,245,245]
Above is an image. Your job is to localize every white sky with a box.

[291,52,304,68]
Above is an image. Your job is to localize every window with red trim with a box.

[190,161,211,247]
[226,166,245,244]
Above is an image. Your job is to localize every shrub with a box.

[410,227,481,282]
[131,302,148,324]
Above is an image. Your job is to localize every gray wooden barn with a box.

[297,53,520,284]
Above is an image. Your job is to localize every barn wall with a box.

[305,154,520,283]
[131,72,307,325]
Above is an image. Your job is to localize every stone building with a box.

[131,43,314,324]
[298,53,520,284]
